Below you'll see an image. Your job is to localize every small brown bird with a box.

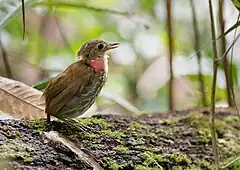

[43,40,119,122]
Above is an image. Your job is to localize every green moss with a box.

[102,158,123,170]
[187,113,208,129]
[0,140,34,163]
[223,156,240,170]
[2,125,8,131]
[68,134,77,140]
[164,153,192,165]
[195,159,211,169]
[85,133,100,140]
[148,133,158,139]
[224,116,240,129]
[23,157,34,163]
[77,118,110,130]
[131,122,151,130]
[101,129,126,139]
[172,166,183,170]
[186,113,240,153]
[197,128,211,143]
[28,119,47,131]
[141,151,193,168]
[1,125,21,139]
[172,166,201,170]
[224,115,240,123]
[187,113,239,137]
[159,119,179,126]
[142,151,167,168]
[135,165,163,170]
[131,131,138,137]
[109,162,122,170]
[187,113,234,134]
[156,128,170,135]
[114,146,128,153]
[12,131,21,138]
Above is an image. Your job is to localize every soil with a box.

[0,107,239,170]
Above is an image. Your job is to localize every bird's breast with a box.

[89,54,109,75]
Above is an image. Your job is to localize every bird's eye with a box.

[98,43,104,50]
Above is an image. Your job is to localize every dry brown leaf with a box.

[0,76,46,119]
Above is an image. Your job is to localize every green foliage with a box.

[0,0,43,29]
[33,78,50,90]
[0,140,35,163]
[28,119,48,131]
[232,0,240,10]
[187,75,226,105]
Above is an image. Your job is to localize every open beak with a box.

[106,42,119,51]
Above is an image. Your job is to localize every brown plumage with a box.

[43,40,119,121]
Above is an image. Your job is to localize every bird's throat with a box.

[89,58,105,72]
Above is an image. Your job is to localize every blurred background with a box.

[1,0,240,116]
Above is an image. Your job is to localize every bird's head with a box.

[77,40,119,63]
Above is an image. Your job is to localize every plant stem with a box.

[21,0,25,39]
[166,0,174,111]
[218,0,233,106]
[190,0,207,106]
[208,0,220,169]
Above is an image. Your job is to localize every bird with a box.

[42,40,119,122]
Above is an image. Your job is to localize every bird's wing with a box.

[43,61,94,116]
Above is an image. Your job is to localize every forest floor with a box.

[0,107,239,170]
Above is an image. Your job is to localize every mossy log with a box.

[0,108,239,170]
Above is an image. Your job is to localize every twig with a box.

[166,0,174,111]
[218,0,233,106]
[218,32,240,64]
[220,156,240,169]
[33,1,131,16]
[190,0,207,106]
[0,39,12,78]
[44,131,101,170]
[208,0,220,169]
[143,153,163,169]
[187,18,240,61]
[21,0,26,39]
[229,13,240,117]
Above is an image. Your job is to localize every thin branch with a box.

[44,131,101,170]
[187,18,240,61]
[190,0,207,106]
[166,0,174,111]
[33,1,132,16]
[229,13,240,117]
[21,0,26,39]
[218,32,240,64]
[208,0,220,169]
[221,156,240,169]
[218,0,233,106]
[143,153,163,169]
[0,39,12,78]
